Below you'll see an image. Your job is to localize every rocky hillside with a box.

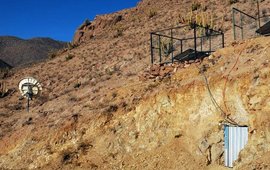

[0,0,270,169]
[73,0,270,45]
[0,36,66,67]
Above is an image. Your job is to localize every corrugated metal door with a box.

[224,126,248,167]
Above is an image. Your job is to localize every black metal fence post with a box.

[194,24,197,58]
[170,29,174,63]
[27,96,30,112]
[257,0,261,28]
[232,9,236,40]
[180,40,183,53]
[149,24,224,64]
[232,7,260,41]
[222,33,225,48]
[200,36,203,52]
[209,34,212,52]
[158,35,162,63]
[150,33,154,64]
[240,13,244,39]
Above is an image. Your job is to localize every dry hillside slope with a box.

[0,0,270,169]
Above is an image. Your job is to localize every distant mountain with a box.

[0,36,66,67]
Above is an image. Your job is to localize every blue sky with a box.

[0,0,140,42]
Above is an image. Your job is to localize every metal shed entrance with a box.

[224,125,248,167]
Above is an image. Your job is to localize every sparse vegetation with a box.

[107,105,118,113]
[0,81,8,98]
[191,2,201,11]
[67,42,79,50]
[112,23,125,38]
[81,19,91,28]
[61,151,74,164]
[65,54,74,61]
[90,163,98,169]
[180,11,216,30]
[115,29,123,37]
[105,65,120,75]
[148,9,157,18]
[160,40,174,56]
[78,141,93,154]
[228,0,239,4]
[144,82,159,92]
[0,69,10,79]
[111,92,117,98]
[48,51,57,59]
[201,3,207,12]
[68,95,78,102]
[73,82,81,88]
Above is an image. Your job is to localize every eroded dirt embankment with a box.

[0,37,270,169]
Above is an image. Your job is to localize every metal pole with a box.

[257,0,261,28]
[200,36,203,52]
[232,9,236,40]
[158,35,162,63]
[209,34,212,52]
[170,29,174,63]
[27,96,30,112]
[26,84,32,113]
[150,33,154,64]
[181,40,183,53]
[194,24,197,58]
[240,13,244,40]
[222,33,225,48]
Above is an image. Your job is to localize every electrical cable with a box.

[222,53,240,113]
[195,64,238,126]
[222,46,247,117]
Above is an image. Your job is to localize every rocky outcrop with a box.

[73,14,123,44]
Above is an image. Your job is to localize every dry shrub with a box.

[0,81,8,98]
[73,82,81,89]
[65,54,75,61]
[228,0,238,4]
[48,51,57,59]
[78,141,93,154]
[61,150,76,164]
[191,2,201,11]
[67,42,79,50]
[107,105,118,113]
[0,69,10,79]
[148,9,157,18]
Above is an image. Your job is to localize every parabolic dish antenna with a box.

[18,77,42,112]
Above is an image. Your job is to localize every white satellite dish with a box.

[18,77,42,112]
